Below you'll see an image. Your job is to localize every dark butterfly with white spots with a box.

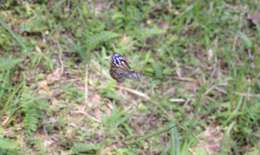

[110,53,141,82]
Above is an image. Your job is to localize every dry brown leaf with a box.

[38,80,49,92]
[89,94,101,105]
[46,68,62,84]
[196,125,224,155]
[1,116,10,127]
[159,21,170,30]
[247,11,260,25]
[207,48,214,61]
[184,82,198,93]
[89,0,111,14]
[175,61,182,77]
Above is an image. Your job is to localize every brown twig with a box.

[234,92,260,97]
[116,85,150,101]
[173,76,198,83]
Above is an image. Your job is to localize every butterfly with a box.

[110,53,141,83]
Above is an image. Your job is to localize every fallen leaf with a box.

[159,21,170,30]
[38,80,49,91]
[207,48,214,61]
[46,68,62,84]
[247,11,260,27]
[195,125,224,155]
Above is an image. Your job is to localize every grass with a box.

[0,0,259,154]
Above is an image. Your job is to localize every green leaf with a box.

[0,18,28,52]
[72,143,101,154]
[85,31,118,52]
[0,57,21,71]
[21,88,48,135]
[169,126,181,155]
[238,32,252,49]
[134,27,165,41]
[102,107,128,129]
[152,63,163,79]
[0,138,19,150]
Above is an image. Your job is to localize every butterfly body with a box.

[110,53,140,82]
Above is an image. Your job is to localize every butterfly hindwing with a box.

[110,53,141,82]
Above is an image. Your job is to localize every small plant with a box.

[21,87,48,136]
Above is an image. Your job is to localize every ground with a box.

[0,0,260,155]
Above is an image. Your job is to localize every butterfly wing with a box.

[124,71,141,80]
[110,53,141,82]
[112,54,131,70]
[110,66,125,82]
